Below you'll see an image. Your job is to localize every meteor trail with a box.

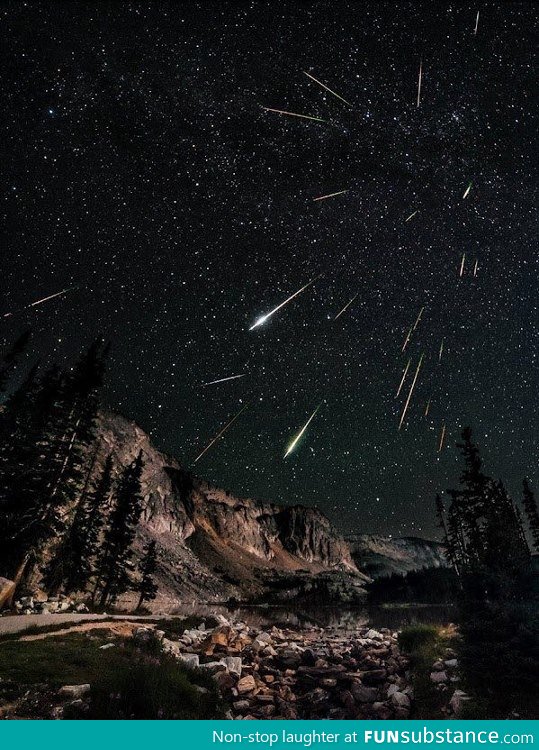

[462,181,473,199]
[473,259,479,277]
[438,423,447,452]
[3,287,76,319]
[416,58,423,107]
[202,374,246,387]
[424,398,431,417]
[439,338,444,363]
[459,253,466,277]
[284,404,322,458]
[313,189,348,202]
[193,403,250,464]
[249,275,321,331]
[413,306,424,331]
[474,10,480,35]
[261,106,326,123]
[334,292,359,320]
[303,71,352,106]
[401,324,413,352]
[405,210,418,222]
[398,353,424,430]
[396,359,411,397]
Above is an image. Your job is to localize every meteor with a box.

[413,306,424,331]
[401,324,413,352]
[303,71,352,106]
[424,398,432,417]
[396,358,411,397]
[249,275,321,331]
[193,403,250,464]
[3,287,76,319]
[284,404,322,458]
[438,423,447,452]
[474,10,480,35]
[416,58,423,107]
[398,353,424,430]
[473,259,479,277]
[462,181,473,199]
[313,189,348,202]
[439,338,444,363]
[405,210,418,222]
[459,253,466,277]
[202,374,246,387]
[334,292,359,320]
[261,106,326,123]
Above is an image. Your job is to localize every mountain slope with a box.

[347,534,447,579]
[91,410,362,610]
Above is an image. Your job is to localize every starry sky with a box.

[2,1,538,538]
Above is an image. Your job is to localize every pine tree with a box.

[522,479,539,552]
[94,451,144,607]
[0,330,31,392]
[0,341,108,585]
[53,454,114,594]
[136,540,158,610]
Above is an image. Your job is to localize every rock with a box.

[58,684,91,699]
[237,675,257,694]
[390,691,411,709]
[445,658,458,668]
[215,614,230,626]
[233,700,251,711]
[99,643,115,650]
[432,659,445,671]
[351,683,379,703]
[430,671,448,683]
[220,656,242,676]
[75,603,89,613]
[362,668,387,685]
[178,653,200,669]
[365,629,383,641]
[450,689,471,716]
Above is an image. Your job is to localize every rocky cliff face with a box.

[92,410,359,610]
[347,534,447,579]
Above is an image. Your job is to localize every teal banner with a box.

[0,721,537,749]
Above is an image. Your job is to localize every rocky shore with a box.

[141,615,414,720]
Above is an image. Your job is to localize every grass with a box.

[398,624,457,719]
[0,631,224,719]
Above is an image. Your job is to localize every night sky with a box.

[2,2,538,538]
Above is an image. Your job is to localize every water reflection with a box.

[173,602,456,631]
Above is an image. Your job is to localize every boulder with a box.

[58,684,91,699]
[237,675,257,694]
[178,653,200,669]
[430,671,448,683]
[390,691,411,709]
[220,656,242,676]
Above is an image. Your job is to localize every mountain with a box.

[87,410,364,610]
[347,534,447,579]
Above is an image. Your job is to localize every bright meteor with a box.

[416,57,423,107]
[193,402,250,464]
[3,287,76,319]
[261,106,326,123]
[284,404,322,458]
[405,210,418,222]
[462,181,473,199]
[399,353,424,430]
[202,374,246,387]
[313,189,348,202]
[249,276,321,331]
[334,292,359,320]
[303,71,352,106]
